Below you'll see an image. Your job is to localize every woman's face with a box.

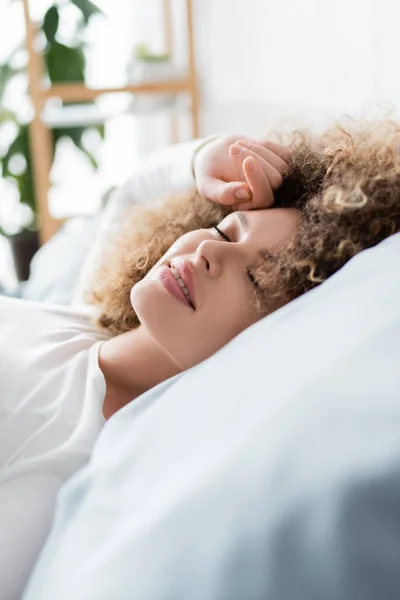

[130,208,299,369]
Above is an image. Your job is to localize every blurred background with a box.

[1,0,399,293]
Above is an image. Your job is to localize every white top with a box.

[0,297,108,599]
[0,137,208,599]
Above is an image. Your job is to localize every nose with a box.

[194,238,230,278]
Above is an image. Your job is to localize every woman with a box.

[90,119,400,418]
[0,132,292,600]
[1,119,400,599]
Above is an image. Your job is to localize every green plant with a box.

[0,0,105,236]
[134,43,169,63]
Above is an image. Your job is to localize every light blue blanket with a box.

[24,233,400,600]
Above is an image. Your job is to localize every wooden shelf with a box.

[43,80,191,103]
[22,0,199,245]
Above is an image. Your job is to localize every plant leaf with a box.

[1,125,29,166]
[52,125,83,149]
[95,123,105,139]
[0,63,18,102]
[52,126,98,168]
[2,124,37,220]
[76,143,98,169]
[70,0,102,24]
[0,107,16,125]
[43,5,60,43]
[45,41,85,83]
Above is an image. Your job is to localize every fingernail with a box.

[230,144,246,156]
[234,188,250,200]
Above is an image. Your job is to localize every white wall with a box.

[1,0,399,242]
[192,0,400,135]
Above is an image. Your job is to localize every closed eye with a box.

[213,225,260,288]
[214,225,231,242]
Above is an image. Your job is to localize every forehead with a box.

[224,208,299,252]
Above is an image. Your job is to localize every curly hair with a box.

[87,119,400,335]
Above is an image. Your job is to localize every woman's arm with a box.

[101,137,216,220]
[92,137,217,244]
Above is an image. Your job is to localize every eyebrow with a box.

[235,211,250,233]
[234,211,270,258]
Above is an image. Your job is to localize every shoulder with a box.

[0,296,109,341]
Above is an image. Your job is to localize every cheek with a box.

[130,244,261,369]
[200,283,259,341]
[162,230,207,260]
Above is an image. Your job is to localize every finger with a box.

[233,140,289,174]
[232,200,255,212]
[254,139,293,163]
[230,144,284,190]
[199,175,251,206]
[242,156,274,209]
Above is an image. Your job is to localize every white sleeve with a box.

[72,137,216,305]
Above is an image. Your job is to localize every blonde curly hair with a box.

[87,119,400,335]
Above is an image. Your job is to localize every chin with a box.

[130,285,138,310]
[130,280,166,329]
[129,281,150,318]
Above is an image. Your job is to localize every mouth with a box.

[156,259,196,311]
[169,262,196,310]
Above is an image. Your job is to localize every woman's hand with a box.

[193,135,292,210]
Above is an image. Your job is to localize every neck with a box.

[98,326,182,419]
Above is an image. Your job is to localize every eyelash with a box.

[213,226,258,287]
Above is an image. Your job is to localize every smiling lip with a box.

[156,265,195,310]
[170,258,196,308]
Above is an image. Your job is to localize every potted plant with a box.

[0,0,104,281]
[126,43,183,113]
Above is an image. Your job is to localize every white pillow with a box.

[23,234,400,600]
[22,216,100,304]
